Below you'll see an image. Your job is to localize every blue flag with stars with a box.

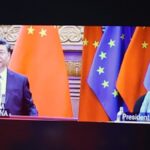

[87,26,135,120]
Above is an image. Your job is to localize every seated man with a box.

[0,38,38,116]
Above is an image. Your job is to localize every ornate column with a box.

[58,26,83,118]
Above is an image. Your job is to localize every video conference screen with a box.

[0,25,149,123]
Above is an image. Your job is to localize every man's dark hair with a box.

[0,38,12,54]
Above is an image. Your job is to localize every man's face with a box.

[0,45,10,69]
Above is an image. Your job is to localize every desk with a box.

[0,116,149,150]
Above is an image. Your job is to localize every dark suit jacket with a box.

[4,69,38,116]
[133,94,146,114]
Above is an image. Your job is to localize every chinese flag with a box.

[9,25,73,117]
[78,26,109,122]
[117,27,150,112]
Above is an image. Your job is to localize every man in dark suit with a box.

[0,38,38,116]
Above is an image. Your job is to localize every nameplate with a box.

[119,112,150,122]
[0,109,10,117]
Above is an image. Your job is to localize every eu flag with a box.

[87,26,135,120]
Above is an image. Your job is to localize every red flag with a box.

[78,26,109,122]
[117,27,150,112]
[9,25,73,117]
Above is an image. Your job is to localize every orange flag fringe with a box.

[9,25,73,117]
[78,26,109,122]
[117,27,150,112]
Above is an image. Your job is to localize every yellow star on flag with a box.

[112,89,118,97]
[108,39,115,48]
[97,66,104,75]
[120,34,125,40]
[27,26,35,35]
[93,41,99,48]
[101,80,109,88]
[83,39,88,46]
[39,28,47,37]
[142,41,148,48]
[99,51,107,60]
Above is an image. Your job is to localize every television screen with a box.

[0,25,149,123]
